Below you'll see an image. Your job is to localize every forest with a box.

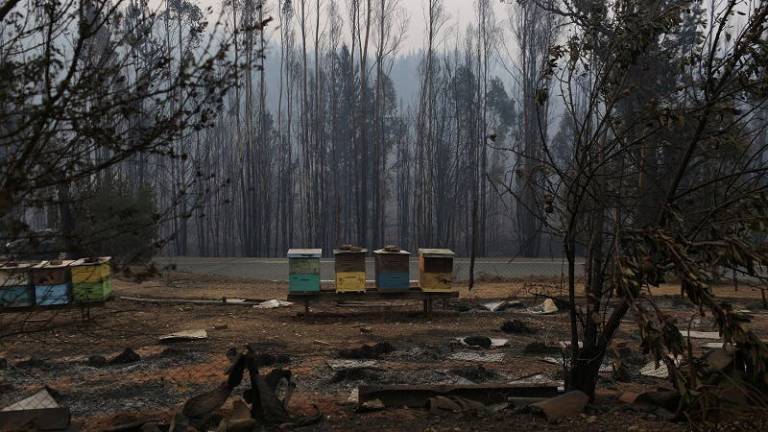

[2,0,768,428]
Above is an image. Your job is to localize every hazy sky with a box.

[198,0,508,53]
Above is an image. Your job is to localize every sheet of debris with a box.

[159,329,208,343]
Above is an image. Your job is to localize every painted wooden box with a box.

[288,249,322,293]
[418,249,455,293]
[32,260,74,306]
[71,257,112,303]
[35,284,70,306]
[0,262,34,308]
[71,257,111,284]
[334,246,367,293]
[73,279,113,303]
[374,247,411,291]
[31,260,73,286]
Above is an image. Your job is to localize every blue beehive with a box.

[31,260,73,306]
[374,246,411,291]
[288,249,322,293]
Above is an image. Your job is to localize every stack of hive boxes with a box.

[334,246,367,293]
[374,246,411,291]
[31,260,74,306]
[288,249,322,293]
[71,257,113,303]
[0,262,34,308]
[418,249,455,292]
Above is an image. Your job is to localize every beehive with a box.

[374,246,411,291]
[418,249,455,292]
[0,262,34,308]
[288,249,322,293]
[334,246,367,293]
[31,260,74,306]
[71,257,112,303]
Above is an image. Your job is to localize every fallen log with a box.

[358,384,560,408]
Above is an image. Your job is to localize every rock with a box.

[0,357,7,369]
[528,391,589,421]
[214,324,228,330]
[500,319,534,334]
[110,348,141,364]
[704,348,733,372]
[87,355,108,367]
[463,336,492,349]
[633,390,680,413]
[619,391,639,404]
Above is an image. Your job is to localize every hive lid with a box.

[33,260,76,269]
[71,257,112,267]
[374,248,410,255]
[418,248,455,257]
[287,248,322,258]
[333,246,367,255]
[0,262,34,271]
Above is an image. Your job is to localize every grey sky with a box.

[197,0,506,52]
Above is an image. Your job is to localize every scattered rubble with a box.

[448,352,505,363]
[357,399,386,412]
[523,342,561,356]
[500,319,535,334]
[449,366,504,383]
[328,359,380,370]
[330,367,384,384]
[15,357,47,369]
[338,342,395,359]
[481,300,524,312]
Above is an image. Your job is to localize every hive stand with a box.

[287,286,458,319]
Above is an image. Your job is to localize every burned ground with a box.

[0,273,766,431]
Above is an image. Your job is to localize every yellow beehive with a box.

[71,257,111,284]
[418,249,455,292]
[334,246,367,293]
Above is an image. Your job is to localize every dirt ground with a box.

[1,272,766,431]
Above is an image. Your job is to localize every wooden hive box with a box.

[32,260,75,306]
[418,249,455,293]
[374,246,411,291]
[334,246,367,293]
[70,257,112,304]
[0,262,34,308]
[288,249,322,293]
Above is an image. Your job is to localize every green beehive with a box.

[71,257,112,303]
[288,249,321,293]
